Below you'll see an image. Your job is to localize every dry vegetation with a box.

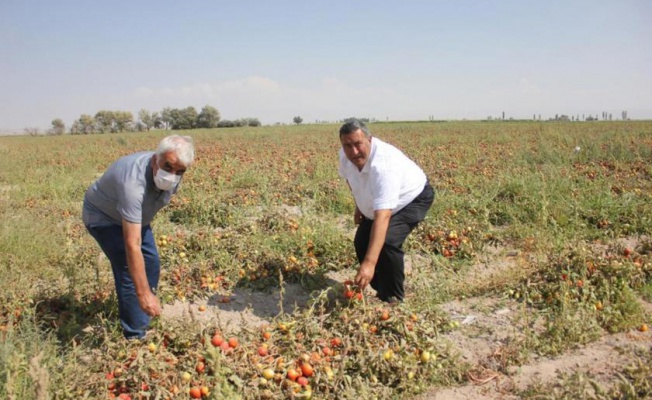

[0,121,651,399]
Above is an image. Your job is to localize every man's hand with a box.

[354,260,375,289]
[138,290,162,317]
[354,207,364,225]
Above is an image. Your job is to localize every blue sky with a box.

[1,1,651,131]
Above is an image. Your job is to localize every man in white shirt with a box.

[338,119,434,303]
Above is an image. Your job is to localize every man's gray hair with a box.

[339,119,370,138]
[157,135,195,166]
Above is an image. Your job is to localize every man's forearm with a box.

[355,210,391,288]
[364,210,391,266]
[125,243,152,296]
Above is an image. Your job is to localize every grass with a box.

[0,121,650,399]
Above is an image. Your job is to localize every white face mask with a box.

[154,168,181,191]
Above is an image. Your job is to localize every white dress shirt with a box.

[338,137,427,220]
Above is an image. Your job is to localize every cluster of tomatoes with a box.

[342,280,363,301]
[424,227,475,259]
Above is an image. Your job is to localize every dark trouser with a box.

[85,224,160,339]
[354,183,435,302]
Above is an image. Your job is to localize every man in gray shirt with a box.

[83,135,194,339]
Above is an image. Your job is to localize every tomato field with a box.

[0,121,651,399]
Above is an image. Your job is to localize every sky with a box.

[1,0,651,132]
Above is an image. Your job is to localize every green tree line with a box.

[50,105,260,135]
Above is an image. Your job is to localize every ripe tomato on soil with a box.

[287,369,300,381]
[189,387,202,399]
[195,361,205,374]
[300,363,314,377]
[211,334,224,347]
[297,376,309,386]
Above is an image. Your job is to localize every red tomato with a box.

[211,334,224,347]
[300,363,314,377]
[189,387,202,399]
[297,376,309,386]
[195,362,205,374]
[287,369,300,381]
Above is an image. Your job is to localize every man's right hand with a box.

[354,208,364,225]
[138,291,162,317]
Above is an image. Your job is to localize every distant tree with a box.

[114,111,134,132]
[24,127,40,136]
[94,110,115,133]
[217,120,235,128]
[622,110,628,120]
[160,107,173,130]
[502,111,505,120]
[79,114,95,134]
[342,117,370,123]
[293,116,303,125]
[70,121,81,135]
[50,118,66,135]
[135,121,147,132]
[169,107,197,130]
[196,105,221,128]
[138,109,154,131]
[147,112,160,129]
[245,118,261,127]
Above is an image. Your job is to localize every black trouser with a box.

[354,182,435,302]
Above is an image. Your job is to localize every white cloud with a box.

[125,76,398,124]
[518,78,542,94]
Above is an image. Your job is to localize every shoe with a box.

[381,296,402,305]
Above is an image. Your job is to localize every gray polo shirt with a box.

[82,151,175,227]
